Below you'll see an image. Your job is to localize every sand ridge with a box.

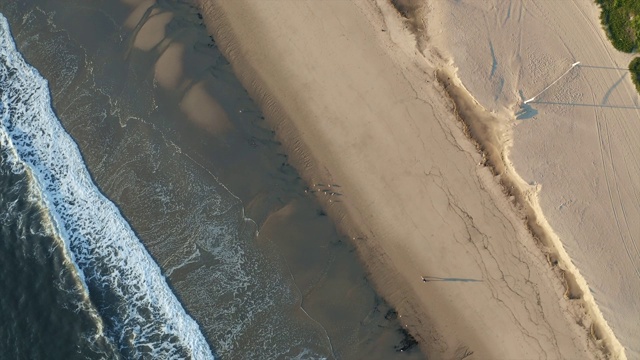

[436,65,624,359]
[430,0,638,358]
[196,0,626,358]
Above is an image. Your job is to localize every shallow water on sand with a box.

[0,0,425,358]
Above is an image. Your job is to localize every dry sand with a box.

[197,0,630,358]
[430,0,639,358]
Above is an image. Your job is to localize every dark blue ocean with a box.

[0,1,423,359]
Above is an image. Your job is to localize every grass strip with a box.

[595,0,640,94]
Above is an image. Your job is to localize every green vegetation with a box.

[595,0,640,94]
[595,0,640,52]
[630,57,640,93]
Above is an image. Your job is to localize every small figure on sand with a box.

[421,275,483,283]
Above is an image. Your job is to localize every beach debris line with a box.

[523,61,581,104]
[394,327,419,353]
[385,309,398,320]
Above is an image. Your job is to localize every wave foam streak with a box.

[0,14,213,359]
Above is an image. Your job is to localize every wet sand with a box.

[1,0,423,358]
[197,0,627,358]
[431,0,639,358]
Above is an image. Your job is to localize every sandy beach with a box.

[197,0,632,358]
[431,0,639,358]
[1,0,434,357]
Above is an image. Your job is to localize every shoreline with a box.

[429,0,638,357]
[1,1,426,357]
[197,0,625,358]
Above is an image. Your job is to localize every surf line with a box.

[523,61,581,104]
[0,13,213,359]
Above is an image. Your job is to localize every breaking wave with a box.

[0,13,213,359]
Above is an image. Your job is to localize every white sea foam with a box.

[0,14,213,359]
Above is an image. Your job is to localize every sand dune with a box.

[197,0,628,358]
[431,0,639,358]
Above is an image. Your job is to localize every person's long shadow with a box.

[579,65,629,71]
[421,276,483,283]
[530,101,640,110]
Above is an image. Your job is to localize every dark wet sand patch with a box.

[0,0,427,358]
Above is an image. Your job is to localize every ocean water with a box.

[0,129,118,360]
[0,5,331,358]
[0,14,213,358]
[0,1,425,359]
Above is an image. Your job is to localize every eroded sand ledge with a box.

[195,0,625,358]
